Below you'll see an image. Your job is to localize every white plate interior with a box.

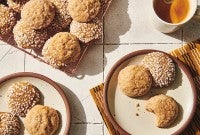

[107,54,195,135]
[0,76,68,135]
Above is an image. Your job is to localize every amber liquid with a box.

[154,0,190,23]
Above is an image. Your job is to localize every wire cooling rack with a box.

[0,0,112,76]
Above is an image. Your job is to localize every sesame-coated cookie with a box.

[70,19,102,43]
[118,65,152,97]
[42,32,81,68]
[24,105,59,135]
[145,94,179,128]
[0,112,21,135]
[21,0,55,29]
[6,81,41,117]
[68,0,101,22]
[0,4,17,36]
[50,0,72,28]
[142,52,176,88]
[7,0,30,12]
[13,21,49,49]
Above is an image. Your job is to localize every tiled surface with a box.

[0,0,200,135]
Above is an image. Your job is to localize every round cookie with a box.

[21,0,55,29]
[145,94,179,128]
[13,21,49,49]
[6,81,41,117]
[0,112,21,135]
[142,52,176,88]
[42,32,81,68]
[70,19,102,43]
[118,65,152,97]
[24,105,59,135]
[7,0,30,12]
[0,4,17,36]
[68,0,101,22]
[50,0,72,28]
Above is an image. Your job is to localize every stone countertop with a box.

[0,0,200,134]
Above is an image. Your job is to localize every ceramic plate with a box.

[103,49,197,135]
[0,72,71,135]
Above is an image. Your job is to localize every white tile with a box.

[69,123,103,135]
[104,0,182,44]
[25,45,104,123]
[104,44,182,79]
[103,124,110,135]
[0,46,24,77]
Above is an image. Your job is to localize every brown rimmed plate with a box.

[0,72,71,135]
[103,49,197,135]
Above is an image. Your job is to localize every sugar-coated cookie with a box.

[142,52,176,88]
[7,81,41,117]
[70,19,102,43]
[0,112,21,135]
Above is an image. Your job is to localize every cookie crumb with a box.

[136,113,139,116]
[136,103,140,107]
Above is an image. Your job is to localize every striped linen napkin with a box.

[90,40,200,135]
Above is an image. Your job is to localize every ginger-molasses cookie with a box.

[142,52,176,88]
[13,21,49,49]
[6,81,41,117]
[0,112,21,135]
[7,0,30,12]
[42,32,81,68]
[0,4,17,36]
[118,65,152,97]
[68,0,101,22]
[145,94,179,128]
[50,0,72,28]
[70,19,102,43]
[21,0,55,29]
[24,105,59,135]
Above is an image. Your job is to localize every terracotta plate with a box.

[0,72,71,135]
[103,49,197,135]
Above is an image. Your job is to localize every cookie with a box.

[46,13,64,37]
[6,81,41,117]
[0,4,17,36]
[70,19,102,43]
[24,105,59,135]
[68,0,101,22]
[13,21,49,49]
[0,112,21,135]
[145,94,179,128]
[7,0,30,12]
[42,32,81,68]
[21,0,55,29]
[118,65,152,97]
[142,52,176,88]
[50,0,72,28]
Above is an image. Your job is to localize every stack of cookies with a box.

[0,0,104,70]
[0,81,60,135]
[118,52,179,128]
